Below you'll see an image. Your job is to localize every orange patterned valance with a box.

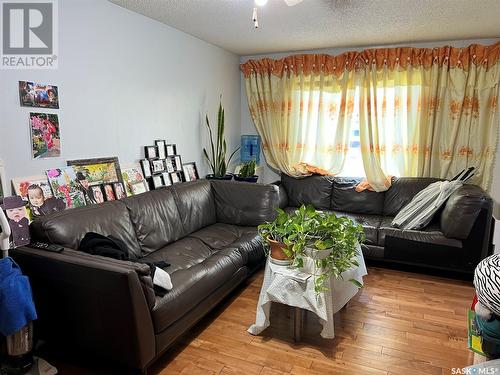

[240,42,500,77]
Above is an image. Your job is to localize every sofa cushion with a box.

[281,174,333,210]
[189,223,264,266]
[440,184,490,240]
[378,217,462,248]
[123,188,184,256]
[331,177,385,215]
[171,180,217,235]
[332,211,381,246]
[383,177,442,216]
[30,201,142,259]
[143,239,244,333]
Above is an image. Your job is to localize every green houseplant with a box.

[234,160,258,183]
[258,205,365,292]
[204,98,240,179]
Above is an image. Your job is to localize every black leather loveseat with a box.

[12,180,279,373]
[277,175,494,274]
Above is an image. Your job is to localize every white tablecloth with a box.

[248,246,367,339]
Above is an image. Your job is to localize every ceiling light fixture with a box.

[255,0,268,6]
[251,0,304,29]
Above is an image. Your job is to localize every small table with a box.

[248,246,367,340]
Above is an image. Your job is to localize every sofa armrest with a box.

[271,180,289,209]
[440,184,493,240]
[210,180,279,226]
[11,246,156,370]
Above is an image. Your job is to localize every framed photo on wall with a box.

[130,180,148,195]
[113,182,127,199]
[144,146,158,159]
[19,81,59,109]
[103,184,116,201]
[140,159,152,178]
[165,157,175,173]
[161,172,172,186]
[67,157,123,186]
[152,175,163,189]
[183,162,199,182]
[166,144,177,156]
[170,171,183,184]
[155,140,166,159]
[91,185,105,204]
[173,155,183,171]
[151,159,165,173]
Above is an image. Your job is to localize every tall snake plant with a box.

[203,98,240,177]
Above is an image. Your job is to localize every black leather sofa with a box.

[277,175,494,274]
[12,180,279,373]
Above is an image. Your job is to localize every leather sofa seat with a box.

[378,217,462,248]
[189,223,264,266]
[332,212,381,246]
[143,239,244,333]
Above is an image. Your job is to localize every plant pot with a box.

[205,174,233,180]
[234,175,259,183]
[268,239,292,265]
[302,247,331,275]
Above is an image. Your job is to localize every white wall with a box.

[0,0,241,189]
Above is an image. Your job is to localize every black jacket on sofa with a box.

[277,175,494,274]
[12,180,279,373]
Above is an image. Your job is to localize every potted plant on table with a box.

[258,205,365,292]
[257,208,303,265]
[234,160,258,183]
[294,206,365,292]
[204,98,240,180]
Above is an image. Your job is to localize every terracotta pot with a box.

[268,239,290,261]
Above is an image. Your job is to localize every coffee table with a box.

[248,245,367,340]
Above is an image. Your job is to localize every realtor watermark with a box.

[1,0,58,69]
[452,367,499,374]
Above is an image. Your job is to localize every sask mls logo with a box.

[1,0,58,69]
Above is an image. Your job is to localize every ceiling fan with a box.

[252,0,304,28]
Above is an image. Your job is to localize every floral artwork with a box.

[46,167,86,209]
[19,81,59,109]
[30,113,61,159]
[122,166,147,196]
[71,163,119,186]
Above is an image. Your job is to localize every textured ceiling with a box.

[109,0,500,55]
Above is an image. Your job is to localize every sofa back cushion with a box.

[123,188,184,256]
[331,177,385,215]
[30,201,142,258]
[440,184,492,239]
[171,180,217,235]
[281,174,333,210]
[383,177,442,216]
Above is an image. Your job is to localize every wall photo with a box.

[30,113,61,159]
[19,81,59,109]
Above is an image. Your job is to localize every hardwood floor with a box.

[150,266,475,375]
[47,266,476,374]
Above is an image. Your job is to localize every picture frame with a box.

[90,185,105,204]
[130,180,148,195]
[140,159,152,178]
[183,162,199,182]
[174,155,183,171]
[166,144,177,156]
[161,172,172,186]
[151,159,165,173]
[30,112,61,159]
[19,81,59,109]
[144,146,158,159]
[67,157,123,185]
[152,175,164,189]
[165,157,175,173]
[155,140,166,160]
[170,171,183,184]
[113,182,127,200]
[103,184,116,201]
[121,165,146,197]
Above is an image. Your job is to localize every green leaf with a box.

[349,279,363,288]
